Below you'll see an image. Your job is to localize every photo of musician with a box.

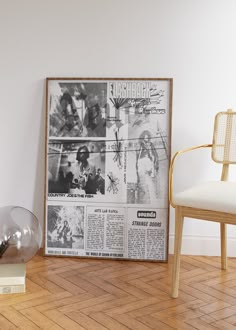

[47,206,84,249]
[136,130,159,204]
[94,168,105,194]
[137,130,159,178]
[48,81,107,138]
[58,90,83,137]
[48,141,106,195]
[57,220,72,244]
[83,104,106,137]
[68,145,96,194]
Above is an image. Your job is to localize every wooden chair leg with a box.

[220,223,227,270]
[171,206,184,298]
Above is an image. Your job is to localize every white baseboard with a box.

[169,235,236,257]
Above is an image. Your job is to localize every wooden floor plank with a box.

[192,282,236,305]
[43,309,87,330]
[78,275,130,298]
[66,311,109,330]
[66,274,109,296]
[20,307,63,329]
[13,292,72,311]
[198,300,231,314]
[27,274,68,294]
[127,298,185,318]
[0,306,40,329]
[36,293,94,313]
[110,313,153,330]
[137,315,175,329]
[58,294,115,314]
[0,313,19,329]
[106,297,160,316]
[106,278,155,299]
[208,305,236,321]
[212,319,236,329]
[1,253,236,329]
[90,312,130,330]
[185,318,218,330]
[80,295,137,315]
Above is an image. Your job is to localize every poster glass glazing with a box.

[45,78,172,261]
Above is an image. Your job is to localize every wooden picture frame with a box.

[44,78,173,262]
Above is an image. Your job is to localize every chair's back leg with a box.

[219,113,231,271]
[220,223,227,270]
[171,206,184,298]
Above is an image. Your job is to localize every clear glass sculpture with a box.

[0,206,42,264]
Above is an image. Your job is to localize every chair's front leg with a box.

[171,206,184,298]
[220,223,227,270]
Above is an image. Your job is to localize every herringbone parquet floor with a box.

[1,253,236,329]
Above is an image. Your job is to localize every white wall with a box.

[1,0,236,255]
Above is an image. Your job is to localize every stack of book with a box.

[0,264,25,294]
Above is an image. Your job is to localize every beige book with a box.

[0,264,25,286]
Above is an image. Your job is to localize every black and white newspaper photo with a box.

[48,81,107,138]
[127,113,169,207]
[45,78,172,261]
[48,140,106,199]
[46,205,84,255]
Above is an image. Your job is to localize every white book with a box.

[0,284,25,294]
[0,264,25,286]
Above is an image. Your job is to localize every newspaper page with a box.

[45,78,172,261]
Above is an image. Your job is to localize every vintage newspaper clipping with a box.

[45,78,172,261]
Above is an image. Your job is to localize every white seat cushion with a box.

[173,181,236,214]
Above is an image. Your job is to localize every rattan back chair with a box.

[169,109,236,298]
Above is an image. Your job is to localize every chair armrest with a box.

[169,144,212,207]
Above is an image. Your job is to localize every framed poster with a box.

[44,78,173,262]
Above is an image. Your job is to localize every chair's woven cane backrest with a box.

[212,110,236,164]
